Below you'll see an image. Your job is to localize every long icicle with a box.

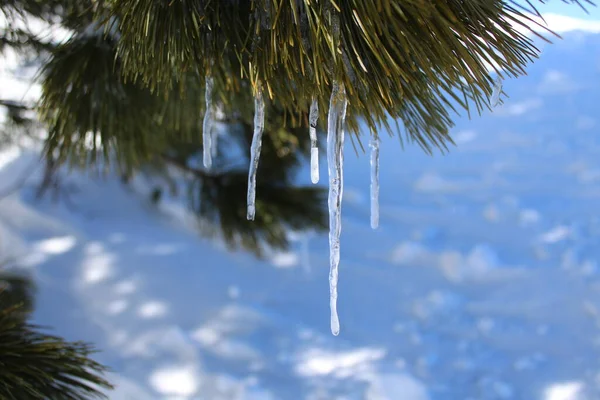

[309,97,319,184]
[327,80,348,336]
[247,86,265,221]
[370,136,380,229]
[202,75,215,168]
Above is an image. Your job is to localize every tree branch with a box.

[159,153,211,179]
[159,153,246,179]
[0,99,33,111]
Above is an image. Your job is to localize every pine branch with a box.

[0,272,113,399]
[159,151,327,256]
[0,99,32,111]
[159,152,211,178]
[192,169,327,257]
[0,270,34,318]
[106,0,595,152]
[0,305,113,399]
[0,27,56,54]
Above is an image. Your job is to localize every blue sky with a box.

[534,1,600,19]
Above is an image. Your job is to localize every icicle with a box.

[203,75,215,168]
[370,136,380,230]
[309,97,319,184]
[247,87,265,221]
[211,126,218,159]
[327,80,348,336]
[491,76,503,108]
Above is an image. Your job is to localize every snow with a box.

[544,382,584,400]
[295,347,386,377]
[138,301,169,319]
[149,365,200,397]
[366,374,430,400]
[33,236,77,254]
[2,13,600,400]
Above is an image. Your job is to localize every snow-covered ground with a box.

[2,14,600,400]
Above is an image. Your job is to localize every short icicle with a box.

[203,75,215,169]
[491,76,503,108]
[247,86,265,221]
[309,97,319,184]
[370,136,380,229]
[327,80,348,336]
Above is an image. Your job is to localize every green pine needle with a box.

[0,293,113,399]
[107,0,594,152]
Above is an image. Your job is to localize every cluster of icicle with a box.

[200,74,267,222]
[231,76,502,336]
[238,82,379,336]
[197,6,505,339]
[196,9,385,338]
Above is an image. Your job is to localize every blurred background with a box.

[2,2,600,400]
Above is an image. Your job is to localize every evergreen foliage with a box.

[105,0,593,150]
[0,266,112,399]
[0,267,34,318]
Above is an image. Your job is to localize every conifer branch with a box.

[105,0,595,151]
